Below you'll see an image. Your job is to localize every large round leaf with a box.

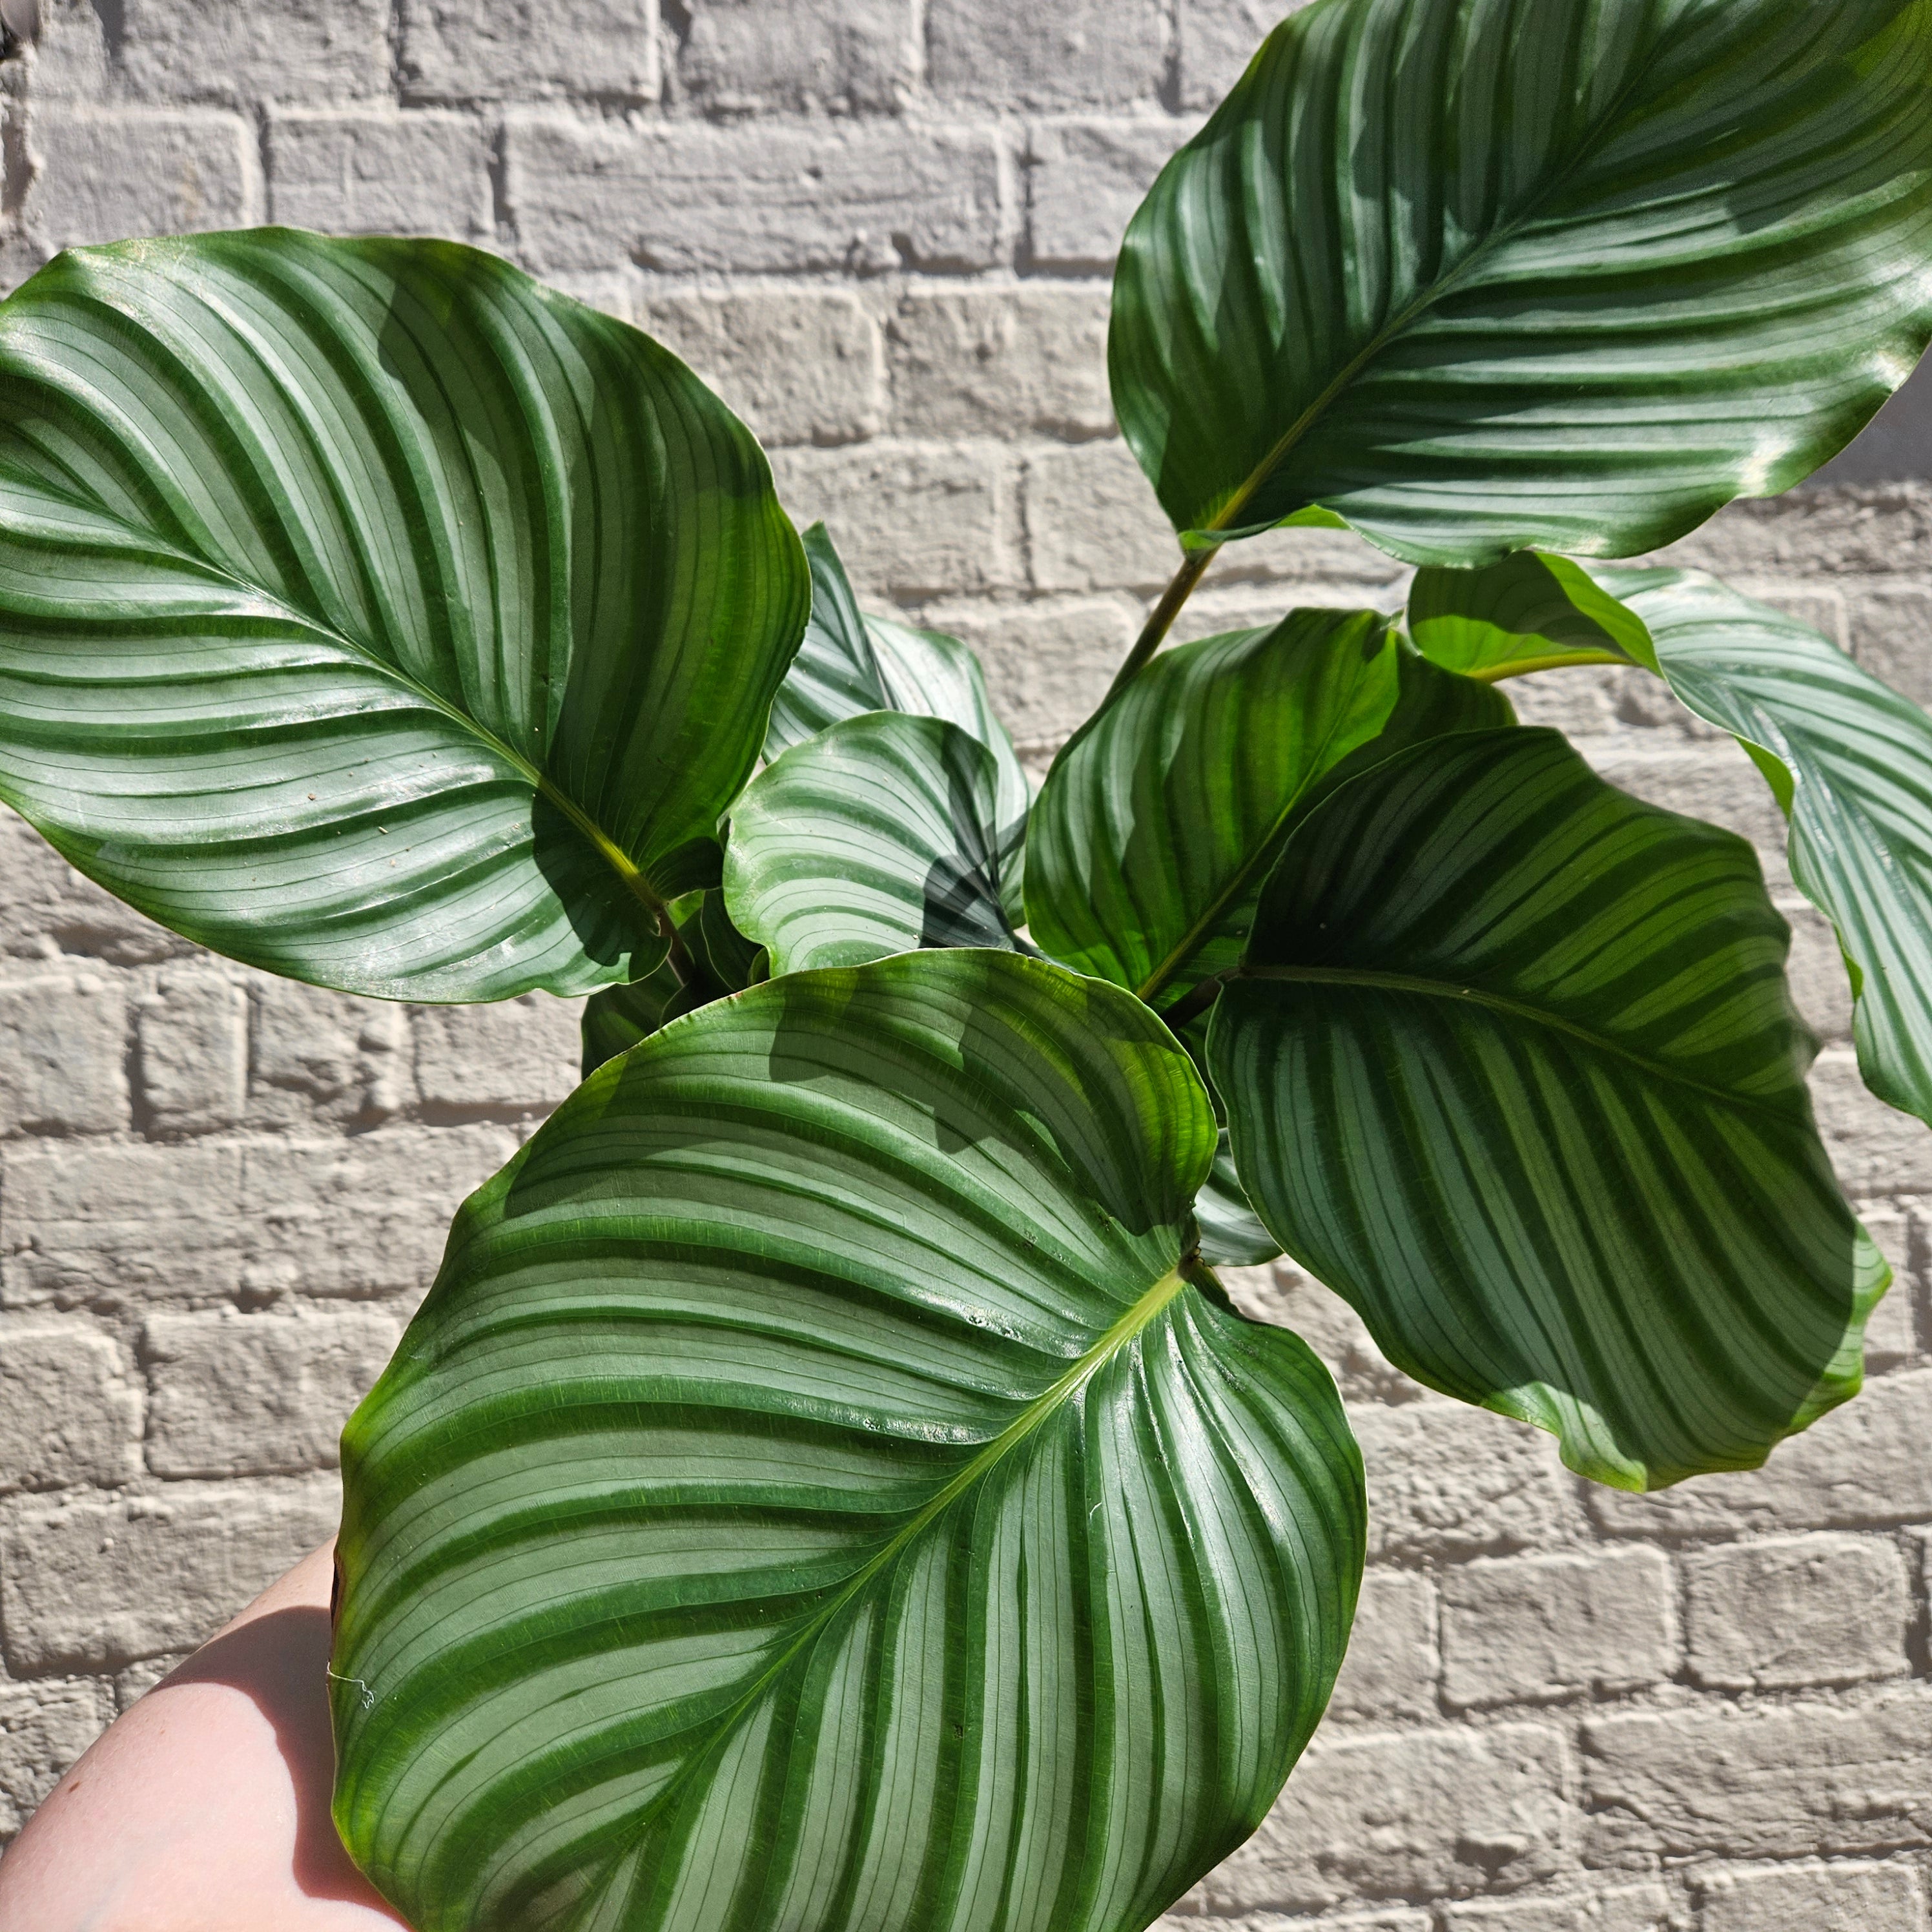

[332,950,1365,1932]
[1111,0,1932,564]
[0,231,807,1001]
[1025,610,1509,1009]
[1210,728,1887,1491]
[727,712,1022,974]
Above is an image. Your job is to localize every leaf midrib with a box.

[614,1255,1201,1855]
[0,458,669,921]
[1241,962,1793,1116]
[1193,32,1674,538]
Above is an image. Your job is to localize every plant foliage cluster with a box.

[1,1,1931,1926]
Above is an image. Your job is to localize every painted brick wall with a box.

[0,4,1929,1926]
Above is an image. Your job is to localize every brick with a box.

[1814,349,1932,485]
[636,289,884,449]
[508,116,1003,277]
[0,1476,339,1670]
[1200,1723,1570,1913]
[250,979,409,1131]
[1583,1690,1932,1861]
[0,1678,114,1839]
[1812,1049,1932,1196]
[234,1125,517,1302]
[0,1324,141,1492]
[1178,0,1319,108]
[888,287,1113,441]
[768,444,1012,599]
[0,972,125,1135]
[411,996,581,1117]
[1845,582,1932,709]
[1683,1533,1910,1689]
[25,107,258,251]
[0,810,190,968]
[136,969,245,1137]
[266,110,495,240]
[142,1307,399,1479]
[398,0,659,103]
[1026,440,1180,593]
[1859,1203,1917,1370]
[1696,1860,1925,1932]
[1174,1917,1430,1932]
[1027,118,1194,271]
[1776,900,1856,1045]
[1657,488,1932,581]
[673,0,914,114]
[1441,1550,1675,1711]
[32,0,390,107]
[1439,1885,1672,1931]
[1592,1368,1932,1536]
[2,1142,245,1308]
[918,596,1135,750]
[1354,1401,1576,1562]
[928,0,1168,108]
[1329,1569,1436,1721]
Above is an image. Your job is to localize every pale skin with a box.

[0,1543,409,1932]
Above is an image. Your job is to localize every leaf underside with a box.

[1211,728,1886,1490]
[1111,0,1932,564]
[0,230,805,1002]
[334,951,1365,1932]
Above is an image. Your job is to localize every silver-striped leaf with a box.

[1605,565,1932,1131]
[1110,0,1932,564]
[764,523,1029,921]
[331,949,1366,1932]
[0,231,807,1002]
[1209,728,1887,1492]
[1025,610,1510,1011]
[726,712,1022,974]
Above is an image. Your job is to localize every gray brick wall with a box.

[0,5,1928,1926]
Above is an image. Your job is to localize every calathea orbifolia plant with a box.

[0,0,1927,1926]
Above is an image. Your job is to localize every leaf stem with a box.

[659,910,700,987]
[1099,544,1220,712]
[1162,969,1233,1033]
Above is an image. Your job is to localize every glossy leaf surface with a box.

[1605,566,1932,1130]
[727,712,1021,974]
[1409,553,1658,680]
[580,894,763,1077]
[1111,0,1932,563]
[0,231,807,1001]
[1026,610,1509,1009]
[765,525,1029,919]
[333,950,1365,1932]
[1211,729,1886,1490]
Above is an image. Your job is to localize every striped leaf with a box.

[1111,0,1932,565]
[1605,566,1932,1131]
[1209,728,1887,1491]
[1025,610,1510,1011]
[0,231,806,1002]
[726,712,1022,974]
[331,949,1366,1932]
[581,894,765,1077]
[1197,1133,1284,1269]
[765,524,1029,921]
[1408,553,1658,680]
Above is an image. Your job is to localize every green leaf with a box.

[580,893,765,1078]
[765,525,1030,920]
[726,712,1023,975]
[1409,553,1659,681]
[1601,565,1932,1131]
[332,949,1365,1932]
[763,522,892,759]
[1025,610,1510,1009]
[1197,1133,1284,1269]
[1209,728,1887,1492]
[0,230,807,1002]
[1111,0,1932,564]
